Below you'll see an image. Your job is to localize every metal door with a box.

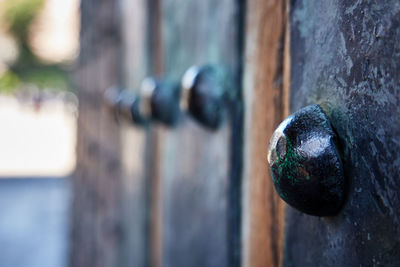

[282,0,400,265]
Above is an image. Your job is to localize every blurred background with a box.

[0,0,275,266]
[0,0,79,266]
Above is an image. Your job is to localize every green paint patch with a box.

[273,137,304,187]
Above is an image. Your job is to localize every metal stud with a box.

[181,65,227,129]
[104,86,147,125]
[104,77,180,126]
[267,104,346,216]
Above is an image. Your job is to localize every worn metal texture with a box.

[286,0,400,266]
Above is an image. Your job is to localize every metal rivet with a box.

[180,65,227,129]
[267,104,346,216]
[104,77,180,127]
[104,87,147,125]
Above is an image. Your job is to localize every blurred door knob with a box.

[104,78,180,127]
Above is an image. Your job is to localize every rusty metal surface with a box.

[286,0,400,265]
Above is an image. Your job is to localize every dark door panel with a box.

[286,0,400,265]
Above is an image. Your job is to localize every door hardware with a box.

[181,65,228,130]
[267,104,346,216]
[105,65,228,129]
[104,86,148,125]
[104,78,180,126]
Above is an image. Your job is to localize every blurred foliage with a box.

[0,70,20,93]
[2,0,44,41]
[0,0,71,94]
[23,68,69,91]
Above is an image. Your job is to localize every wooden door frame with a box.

[242,0,290,266]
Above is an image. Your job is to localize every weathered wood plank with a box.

[119,1,157,267]
[152,1,243,266]
[71,0,122,266]
[242,0,289,266]
[146,1,165,267]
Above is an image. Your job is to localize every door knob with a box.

[181,65,227,129]
[267,104,346,216]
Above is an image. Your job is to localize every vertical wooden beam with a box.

[71,0,122,267]
[118,0,149,266]
[242,0,290,266]
[147,1,164,267]
[153,1,242,266]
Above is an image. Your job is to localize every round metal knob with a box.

[181,65,227,129]
[267,104,346,216]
